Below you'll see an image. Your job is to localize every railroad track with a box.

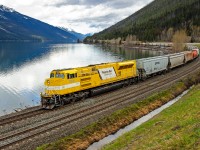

[0,58,199,149]
[0,109,46,127]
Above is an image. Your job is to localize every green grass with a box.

[102,84,200,150]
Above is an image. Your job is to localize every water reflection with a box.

[0,42,52,72]
[102,45,159,60]
[0,43,161,116]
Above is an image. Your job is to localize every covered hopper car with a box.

[136,56,168,79]
[167,53,185,69]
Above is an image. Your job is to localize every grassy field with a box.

[103,84,200,150]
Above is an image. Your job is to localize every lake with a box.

[0,42,162,116]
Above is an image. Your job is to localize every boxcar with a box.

[182,51,194,63]
[192,49,199,58]
[168,53,185,69]
[136,56,169,79]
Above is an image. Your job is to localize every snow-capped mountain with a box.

[0,5,14,12]
[0,5,79,42]
[58,27,92,41]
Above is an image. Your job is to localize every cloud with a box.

[0,0,154,34]
[52,0,148,9]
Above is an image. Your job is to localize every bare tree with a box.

[172,30,188,52]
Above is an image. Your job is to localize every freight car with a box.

[192,49,199,58]
[41,50,199,109]
[187,46,199,56]
[167,53,185,69]
[136,56,168,80]
[182,51,194,63]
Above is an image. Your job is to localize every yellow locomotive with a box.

[41,60,138,109]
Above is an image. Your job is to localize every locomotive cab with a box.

[41,69,79,109]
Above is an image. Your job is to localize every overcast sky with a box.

[0,0,154,34]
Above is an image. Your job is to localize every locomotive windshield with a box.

[55,73,65,79]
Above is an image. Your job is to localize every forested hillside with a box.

[86,0,200,42]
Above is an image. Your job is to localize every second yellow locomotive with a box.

[41,60,138,109]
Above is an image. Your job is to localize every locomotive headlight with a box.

[47,80,50,85]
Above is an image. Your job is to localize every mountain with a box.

[0,5,78,42]
[58,27,91,41]
[84,33,93,37]
[86,0,200,42]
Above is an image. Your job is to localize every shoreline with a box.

[91,42,172,54]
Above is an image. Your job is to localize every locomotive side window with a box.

[69,74,74,79]
[69,74,73,79]
[67,73,77,79]
[50,73,54,78]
